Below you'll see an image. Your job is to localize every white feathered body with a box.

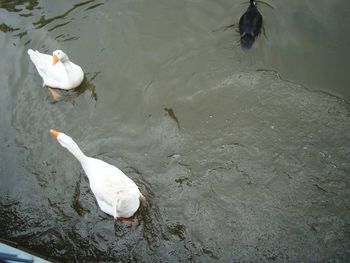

[28,49,84,90]
[51,130,143,220]
[81,157,142,218]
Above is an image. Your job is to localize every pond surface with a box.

[0,0,350,262]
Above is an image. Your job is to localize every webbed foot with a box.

[48,87,61,101]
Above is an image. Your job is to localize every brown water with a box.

[0,0,350,262]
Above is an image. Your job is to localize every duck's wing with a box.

[96,169,138,201]
[28,49,68,87]
[42,65,69,88]
[84,159,141,218]
[95,197,115,216]
[86,159,139,201]
[28,49,53,79]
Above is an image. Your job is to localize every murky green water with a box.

[1,0,350,262]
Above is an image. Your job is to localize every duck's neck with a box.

[250,0,255,5]
[66,140,88,164]
[62,60,73,71]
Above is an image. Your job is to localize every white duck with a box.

[50,129,145,220]
[28,49,84,90]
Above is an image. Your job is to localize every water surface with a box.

[0,0,349,262]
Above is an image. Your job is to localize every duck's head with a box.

[50,129,74,149]
[52,50,69,65]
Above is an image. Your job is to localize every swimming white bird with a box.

[28,49,84,90]
[50,129,145,220]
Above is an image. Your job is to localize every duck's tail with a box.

[240,34,255,50]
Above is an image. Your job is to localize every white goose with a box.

[28,49,84,90]
[50,129,145,220]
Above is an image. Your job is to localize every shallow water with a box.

[0,0,350,262]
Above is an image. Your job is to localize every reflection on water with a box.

[0,23,19,32]
[0,0,350,262]
[33,0,99,30]
[49,73,99,104]
[0,0,104,45]
[0,0,40,12]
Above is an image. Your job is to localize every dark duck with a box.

[239,0,263,49]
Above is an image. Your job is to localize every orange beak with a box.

[50,129,60,138]
[53,54,59,65]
